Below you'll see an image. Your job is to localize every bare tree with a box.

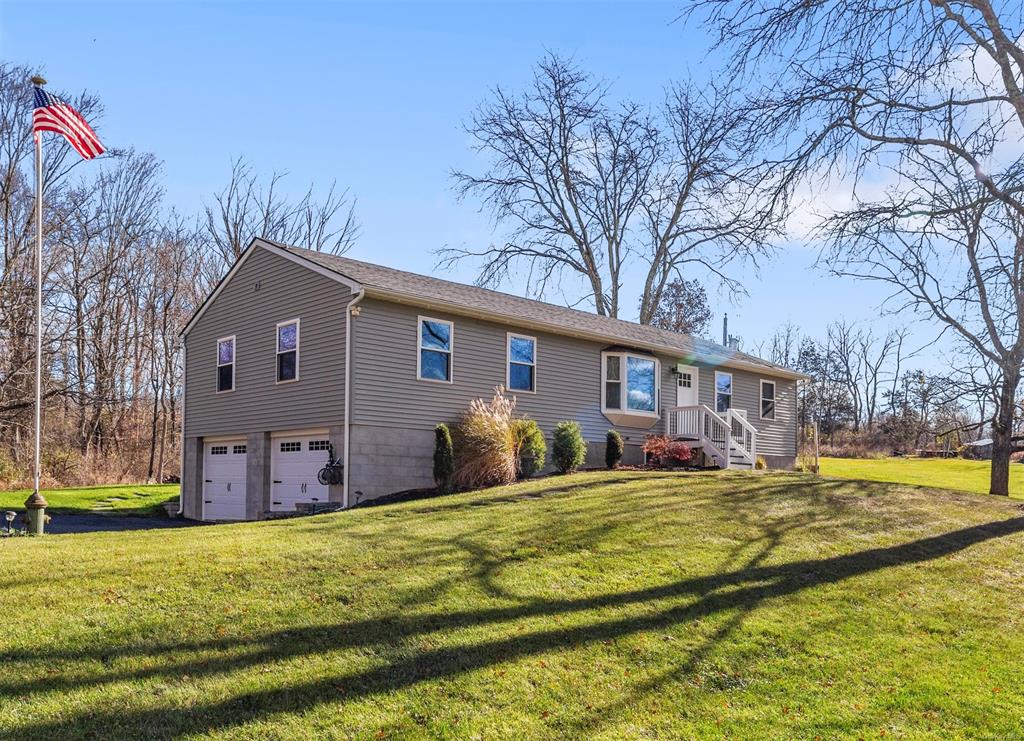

[646,277,713,335]
[690,0,1024,495]
[444,54,780,320]
[858,328,905,429]
[202,157,358,285]
[754,321,801,368]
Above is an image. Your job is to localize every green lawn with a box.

[2,470,1023,738]
[0,483,179,517]
[820,455,1024,498]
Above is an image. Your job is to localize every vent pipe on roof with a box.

[722,314,728,346]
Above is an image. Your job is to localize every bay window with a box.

[602,351,659,424]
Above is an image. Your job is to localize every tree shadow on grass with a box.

[5,512,1024,738]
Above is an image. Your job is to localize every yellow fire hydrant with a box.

[24,491,48,536]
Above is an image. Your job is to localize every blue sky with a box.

[1,0,932,362]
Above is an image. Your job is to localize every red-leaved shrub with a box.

[642,435,692,467]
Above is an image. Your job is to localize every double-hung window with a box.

[507,333,536,392]
[602,351,658,418]
[760,380,776,420]
[715,371,733,413]
[216,336,235,393]
[418,317,453,382]
[277,319,299,383]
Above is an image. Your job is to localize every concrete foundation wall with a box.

[348,424,435,504]
[181,436,203,519]
[346,425,651,503]
[246,432,271,519]
[186,425,798,519]
[761,454,797,470]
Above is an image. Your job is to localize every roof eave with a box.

[360,285,810,381]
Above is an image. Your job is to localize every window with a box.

[216,336,235,392]
[280,441,301,453]
[603,352,658,416]
[605,355,622,409]
[232,444,247,455]
[507,333,536,392]
[309,440,330,451]
[760,380,776,420]
[276,319,299,383]
[418,317,453,382]
[715,371,733,413]
[210,445,228,455]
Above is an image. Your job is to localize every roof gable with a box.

[179,240,362,338]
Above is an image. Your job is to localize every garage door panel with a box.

[203,440,247,521]
[270,435,331,512]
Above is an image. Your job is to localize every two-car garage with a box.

[201,430,334,521]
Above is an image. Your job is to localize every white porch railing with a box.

[726,410,757,467]
[665,405,757,469]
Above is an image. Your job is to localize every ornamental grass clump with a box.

[453,387,519,489]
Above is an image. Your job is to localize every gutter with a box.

[342,286,366,509]
[176,342,186,517]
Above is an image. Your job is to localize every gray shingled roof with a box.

[265,239,807,380]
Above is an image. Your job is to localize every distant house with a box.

[179,238,809,521]
[962,438,994,460]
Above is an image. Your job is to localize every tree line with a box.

[751,321,999,457]
[8,0,1024,496]
[0,64,357,486]
[446,2,1024,495]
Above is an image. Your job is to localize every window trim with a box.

[216,335,235,394]
[715,371,733,413]
[416,315,454,384]
[601,351,660,419]
[760,379,777,421]
[275,318,300,385]
[506,332,537,394]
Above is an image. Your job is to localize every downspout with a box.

[176,341,186,516]
[342,287,366,509]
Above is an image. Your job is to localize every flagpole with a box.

[26,75,48,524]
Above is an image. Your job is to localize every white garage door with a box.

[271,434,332,512]
[203,440,247,521]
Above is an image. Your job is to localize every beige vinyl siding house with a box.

[180,238,808,521]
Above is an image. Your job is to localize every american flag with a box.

[32,86,105,160]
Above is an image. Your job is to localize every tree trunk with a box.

[989,369,1020,497]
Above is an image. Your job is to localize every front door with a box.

[675,364,699,407]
